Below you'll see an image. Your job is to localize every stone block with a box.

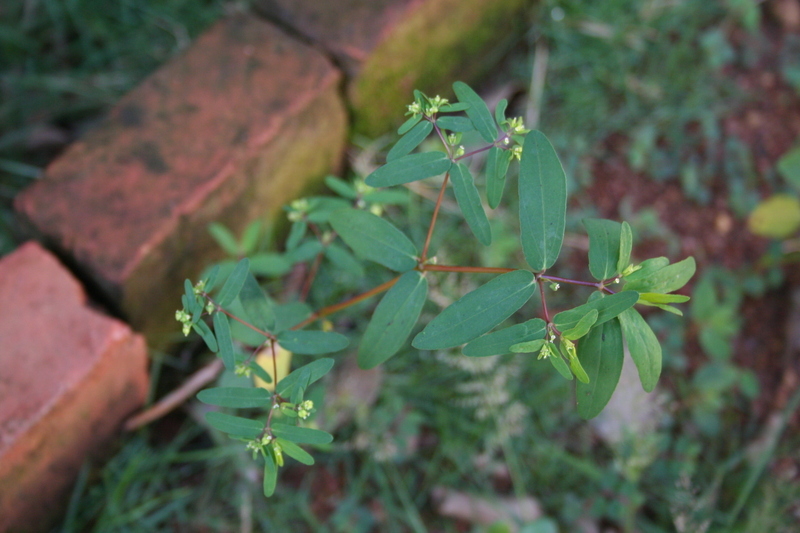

[256,0,534,136]
[15,14,347,344]
[0,242,148,532]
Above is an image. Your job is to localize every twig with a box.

[124,358,224,431]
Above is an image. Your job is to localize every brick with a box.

[256,0,534,136]
[0,242,148,532]
[15,14,347,344]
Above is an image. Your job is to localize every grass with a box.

[1,0,795,531]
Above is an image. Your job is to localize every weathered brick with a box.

[256,0,534,136]
[0,242,148,532]
[15,14,347,344]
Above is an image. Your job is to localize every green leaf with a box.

[213,312,235,370]
[217,258,250,306]
[561,308,599,341]
[619,308,662,392]
[324,242,365,278]
[439,102,470,112]
[777,146,800,190]
[495,98,508,127]
[452,81,496,142]
[271,423,333,445]
[365,152,452,188]
[203,265,221,292]
[238,273,276,332]
[639,302,684,315]
[197,387,272,408]
[325,175,358,199]
[547,343,573,380]
[240,221,261,255]
[276,358,334,396]
[388,120,433,162]
[413,270,536,350]
[450,163,492,246]
[205,411,263,438]
[359,271,428,369]
[208,222,240,256]
[250,360,272,384]
[623,257,696,293]
[519,131,567,271]
[276,438,314,465]
[617,221,633,274]
[623,257,669,282]
[286,220,307,251]
[329,208,418,272]
[276,330,348,355]
[362,189,410,205]
[576,319,624,419]
[553,290,639,331]
[263,455,277,497]
[397,114,422,135]
[568,354,590,384]
[193,320,218,352]
[285,240,323,264]
[249,253,291,277]
[436,116,474,132]
[462,318,546,357]
[273,302,312,333]
[485,147,510,209]
[638,293,690,304]
[584,218,622,280]
[509,338,546,353]
[306,197,352,223]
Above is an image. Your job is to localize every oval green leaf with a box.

[249,253,291,277]
[452,81,496,142]
[485,147,510,209]
[325,242,366,278]
[276,438,314,465]
[359,271,428,369]
[623,257,669,282]
[463,318,546,357]
[276,358,334,396]
[197,387,272,408]
[387,120,433,162]
[263,455,277,497]
[213,312,235,370]
[397,114,422,135]
[519,131,567,271]
[450,163,491,246]
[553,290,639,332]
[276,330,349,355]
[329,208,418,272]
[510,338,546,353]
[436,116,475,132]
[271,423,333,445]
[216,258,249,306]
[561,308,599,341]
[365,152,452,188]
[239,273,276,333]
[623,257,696,294]
[205,411,264,438]
[617,221,633,274]
[548,344,573,380]
[619,308,662,392]
[576,319,624,420]
[413,270,536,350]
[584,218,623,281]
[193,320,218,353]
[325,175,358,199]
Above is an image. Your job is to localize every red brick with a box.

[256,0,534,136]
[15,14,347,344]
[0,242,148,532]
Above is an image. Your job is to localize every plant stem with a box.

[538,274,602,289]
[293,275,401,330]
[538,279,551,322]
[420,171,450,262]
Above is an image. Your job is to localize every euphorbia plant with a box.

[176,81,696,496]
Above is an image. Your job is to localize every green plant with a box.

[176,81,696,497]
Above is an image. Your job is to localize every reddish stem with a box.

[420,171,450,263]
[423,264,515,274]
